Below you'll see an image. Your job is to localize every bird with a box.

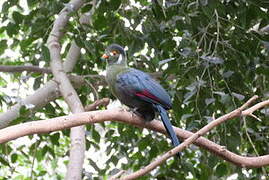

[101,44,180,156]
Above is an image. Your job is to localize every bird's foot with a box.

[129,108,142,119]
[130,108,155,122]
[119,105,129,112]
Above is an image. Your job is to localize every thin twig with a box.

[84,98,110,111]
[110,170,126,180]
[242,98,269,115]
[85,79,99,100]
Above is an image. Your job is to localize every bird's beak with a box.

[101,53,109,61]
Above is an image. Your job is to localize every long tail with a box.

[154,104,181,156]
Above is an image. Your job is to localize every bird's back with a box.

[114,68,172,110]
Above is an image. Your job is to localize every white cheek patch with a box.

[116,54,123,64]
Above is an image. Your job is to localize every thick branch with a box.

[0,73,84,129]
[0,108,269,169]
[0,80,60,128]
[0,65,51,73]
[47,1,86,180]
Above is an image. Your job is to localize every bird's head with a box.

[101,44,127,66]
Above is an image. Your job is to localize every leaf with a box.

[2,1,12,13]
[33,76,42,90]
[50,132,60,146]
[11,153,18,163]
[41,45,50,62]
[109,0,121,11]
[183,90,196,104]
[158,57,175,66]
[74,36,84,48]
[222,71,234,78]
[260,108,269,115]
[215,163,228,177]
[0,40,7,55]
[6,22,18,37]
[201,55,224,64]
[179,47,192,57]
[12,11,24,24]
[213,91,226,97]
[36,149,43,162]
[27,0,38,7]
[20,38,34,50]
[0,155,10,166]
[42,145,49,156]
[181,114,193,120]
[88,158,101,172]
[19,105,30,116]
[261,41,269,52]
[231,92,245,101]
[92,127,101,143]
[214,91,231,104]
[138,138,149,151]
[204,116,214,123]
[110,155,119,166]
[205,98,215,105]
[200,0,208,6]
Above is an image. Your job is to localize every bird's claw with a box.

[119,105,129,112]
[128,108,141,119]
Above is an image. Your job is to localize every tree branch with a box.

[1,97,269,172]
[0,65,51,74]
[47,1,90,179]
[0,73,85,129]
[84,98,110,111]
[120,95,260,179]
[0,2,101,131]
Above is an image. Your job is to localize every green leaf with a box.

[27,0,37,7]
[20,38,34,50]
[215,163,228,177]
[50,132,60,146]
[2,1,12,13]
[6,22,18,37]
[12,11,24,24]
[19,105,30,116]
[41,45,50,62]
[0,40,7,55]
[92,127,101,143]
[138,138,149,151]
[0,155,10,166]
[11,153,18,163]
[36,149,43,161]
[33,76,42,90]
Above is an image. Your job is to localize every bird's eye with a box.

[111,51,118,56]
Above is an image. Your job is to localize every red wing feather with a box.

[135,90,161,103]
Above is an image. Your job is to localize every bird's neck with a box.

[106,64,129,90]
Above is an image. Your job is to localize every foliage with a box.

[0,0,269,179]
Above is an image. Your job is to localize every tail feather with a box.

[154,104,181,157]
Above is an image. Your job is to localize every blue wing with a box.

[114,68,172,109]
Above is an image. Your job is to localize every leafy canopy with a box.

[0,0,269,179]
